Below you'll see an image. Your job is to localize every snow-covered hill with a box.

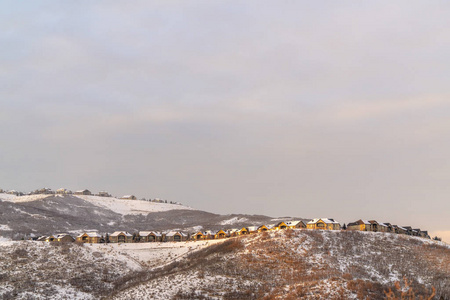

[114,230,449,300]
[0,193,280,240]
[0,193,195,215]
[1,230,448,299]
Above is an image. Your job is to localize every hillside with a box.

[0,193,280,239]
[113,230,450,299]
[1,230,448,299]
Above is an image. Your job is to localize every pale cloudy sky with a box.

[1,1,450,241]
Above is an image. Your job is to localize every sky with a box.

[1,1,450,242]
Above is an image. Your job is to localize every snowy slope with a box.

[0,193,50,203]
[0,193,195,215]
[73,195,195,215]
[113,230,450,299]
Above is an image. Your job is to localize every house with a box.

[37,236,48,242]
[380,223,394,233]
[419,230,430,239]
[274,222,289,230]
[402,226,413,235]
[120,195,137,200]
[347,220,376,232]
[226,229,240,237]
[247,226,259,234]
[109,231,133,243]
[36,188,54,195]
[45,235,56,242]
[378,223,389,232]
[74,189,92,196]
[76,232,102,243]
[412,229,421,236]
[238,227,250,235]
[55,234,75,243]
[394,226,407,234]
[307,218,340,230]
[193,231,206,240]
[7,190,19,196]
[56,188,72,195]
[0,189,3,193]
[368,220,380,232]
[285,220,307,229]
[257,225,269,232]
[203,230,215,239]
[214,230,227,239]
[139,231,162,242]
[266,224,276,230]
[165,231,188,242]
[97,191,111,197]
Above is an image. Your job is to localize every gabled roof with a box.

[78,232,101,238]
[110,231,132,237]
[285,220,306,227]
[308,218,339,224]
[165,231,187,237]
[139,231,162,237]
[55,233,72,239]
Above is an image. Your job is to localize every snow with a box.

[91,240,224,269]
[0,224,12,231]
[74,195,196,215]
[0,193,196,215]
[220,216,248,225]
[0,193,50,202]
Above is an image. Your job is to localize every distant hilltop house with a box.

[120,195,136,200]
[74,189,92,196]
[33,188,55,195]
[97,191,111,197]
[7,190,22,196]
[0,189,3,193]
[307,218,341,230]
[56,188,72,195]
[109,231,133,243]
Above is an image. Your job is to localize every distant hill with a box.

[0,193,294,239]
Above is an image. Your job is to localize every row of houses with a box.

[35,217,432,244]
[35,219,337,244]
[346,219,430,238]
